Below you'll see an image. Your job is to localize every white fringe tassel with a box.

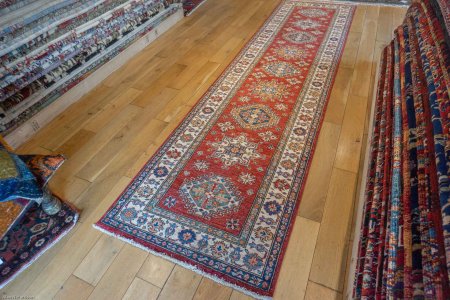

[93,224,273,300]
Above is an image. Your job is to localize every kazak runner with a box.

[95,1,354,298]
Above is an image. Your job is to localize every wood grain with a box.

[2,2,407,300]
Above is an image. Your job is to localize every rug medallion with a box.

[96,1,354,298]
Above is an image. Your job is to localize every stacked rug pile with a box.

[353,0,449,298]
[182,0,206,15]
[0,0,182,137]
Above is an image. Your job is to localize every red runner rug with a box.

[95,1,354,298]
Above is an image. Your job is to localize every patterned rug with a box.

[336,0,410,6]
[183,0,208,15]
[0,199,79,289]
[353,0,450,298]
[95,1,354,298]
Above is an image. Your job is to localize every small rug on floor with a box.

[95,1,354,298]
[0,200,79,289]
[183,0,208,15]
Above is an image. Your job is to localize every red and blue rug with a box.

[0,154,79,289]
[353,0,450,298]
[0,199,79,289]
[95,1,354,298]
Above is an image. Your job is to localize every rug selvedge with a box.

[96,1,354,297]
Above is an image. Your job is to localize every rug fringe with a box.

[93,223,272,300]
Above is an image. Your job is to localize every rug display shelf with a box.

[1,1,184,148]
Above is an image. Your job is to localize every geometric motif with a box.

[262,61,300,77]
[274,45,307,60]
[250,79,290,101]
[293,19,321,30]
[230,104,280,130]
[95,2,355,298]
[300,8,329,17]
[0,199,78,289]
[283,31,316,44]
[180,174,243,220]
[210,134,262,167]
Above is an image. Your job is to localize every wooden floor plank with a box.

[55,129,96,159]
[137,254,175,288]
[83,88,143,133]
[229,290,254,300]
[51,104,142,184]
[74,234,125,286]
[333,94,369,173]
[305,281,342,300]
[193,278,233,300]
[1,2,408,300]
[54,275,94,300]
[48,176,91,204]
[349,6,367,34]
[157,266,202,300]
[124,143,158,178]
[299,122,341,222]
[349,6,380,99]
[76,118,167,182]
[375,7,394,43]
[323,67,354,125]
[122,278,161,300]
[273,217,320,300]
[87,245,148,300]
[39,83,133,152]
[309,169,357,292]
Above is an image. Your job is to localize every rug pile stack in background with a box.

[182,0,206,15]
[353,0,449,298]
[0,0,182,137]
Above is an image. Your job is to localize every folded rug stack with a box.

[353,0,450,298]
[0,0,182,137]
[182,0,206,15]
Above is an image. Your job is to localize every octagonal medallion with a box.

[180,174,243,219]
[210,134,262,167]
[231,104,280,130]
[283,31,316,44]
[262,61,300,78]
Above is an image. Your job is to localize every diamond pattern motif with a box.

[231,104,280,130]
[180,175,243,219]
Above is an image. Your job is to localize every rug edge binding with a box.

[92,223,273,300]
[92,3,357,299]
[0,211,80,290]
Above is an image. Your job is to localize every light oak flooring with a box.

[2,1,406,299]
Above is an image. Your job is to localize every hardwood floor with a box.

[1,1,406,299]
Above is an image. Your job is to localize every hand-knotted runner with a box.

[95,1,354,298]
